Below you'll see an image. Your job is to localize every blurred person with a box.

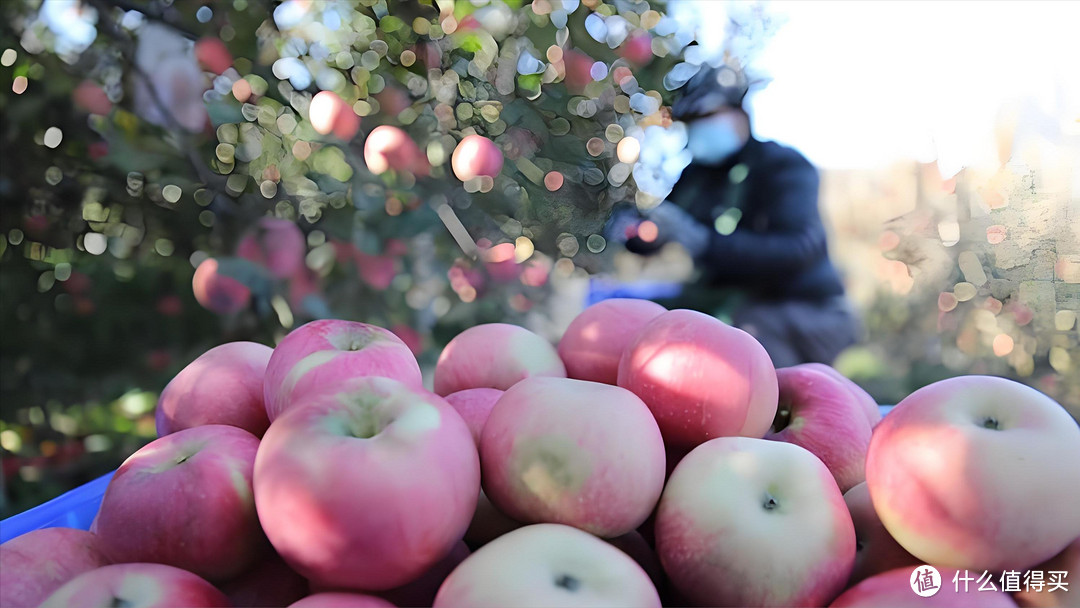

[608,64,858,368]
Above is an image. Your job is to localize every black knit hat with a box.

[670,64,750,121]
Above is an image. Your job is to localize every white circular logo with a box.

[910,565,942,598]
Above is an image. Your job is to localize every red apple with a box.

[309,91,360,140]
[480,377,665,538]
[434,323,566,396]
[843,482,919,585]
[192,257,251,314]
[866,376,1080,572]
[364,125,429,176]
[830,567,1019,608]
[562,49,595,94]
[558,298,666,385]
[1013,536,1080,608]
[156,341,273,437]
[289,593,395,608]
[444,388,503,445]
[0,528,111,608]
[73,80,112,115]
[254,377,480,590]
[451,134,503,181]
[262,319,422,421]
[194,37,232,75]
[801,363,881,426]
[236,217,306,280]
[93,425,264,582]
[617,309,779,451]
[38,563,230,608]
[618,33,654,66]
[220,550,310,608]
[355,252,397,290]
[607,531,666,594]
[765,365,874,492]
[656,437,855,607]
[434,524,661,608]
[464,489,524,548]
[480,242,520,283]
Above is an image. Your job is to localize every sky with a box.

[724,1,1080,174]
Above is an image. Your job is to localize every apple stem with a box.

[770,406,791,433]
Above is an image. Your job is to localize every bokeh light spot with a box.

[43,127,62,148]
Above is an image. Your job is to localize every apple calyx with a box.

[763,491,779,511]
[979,416,1002,430]
[555,573,581,592]
[109,596,135,608]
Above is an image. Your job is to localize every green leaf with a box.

[380,15,405,32]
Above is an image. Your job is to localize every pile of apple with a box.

[3,300,1079,608]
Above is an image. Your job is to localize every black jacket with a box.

[636,137,846,302]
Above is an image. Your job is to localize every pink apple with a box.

[656,437,855,607]
[38,563,230,608]
[829,567,1019,608]
[558,298,667,385]
[156,341,273,437]
[194,37,232,75]
[765,365,874,492]
[464,490,524,548]
[219,550,310,608]
[444,388,503,445]
[434,323,566,396]
[309,91,360,140]
[309,542,471,607]
[1013,536,1080,608]
[193,258,251,314]
[480,377,665,538]
[377,541,470,607]
[617,309,779,450]
[93,425,264,582]
[451,134,503,181]
[390,323,424,358]
[254,377,480,590]
[236,217,306,279]
[364,125,429,176]
[801,363,881,426]
[0,527,111,608]
[262,319,422,421]
[434,524,661,608]
[866,375,1080,572]
[73,80,112,115]
[289,593,395,608]
[843,482,919,585]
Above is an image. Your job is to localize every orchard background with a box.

[0,0,1077,517]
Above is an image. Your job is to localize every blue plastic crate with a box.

[585,278,684,308]
[0,471,113,544]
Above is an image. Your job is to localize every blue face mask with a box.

[687,117,744,165]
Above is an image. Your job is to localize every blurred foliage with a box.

[1,0,778,515]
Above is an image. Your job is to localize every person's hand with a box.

[643,201,711,258]
[602,203,645,245]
